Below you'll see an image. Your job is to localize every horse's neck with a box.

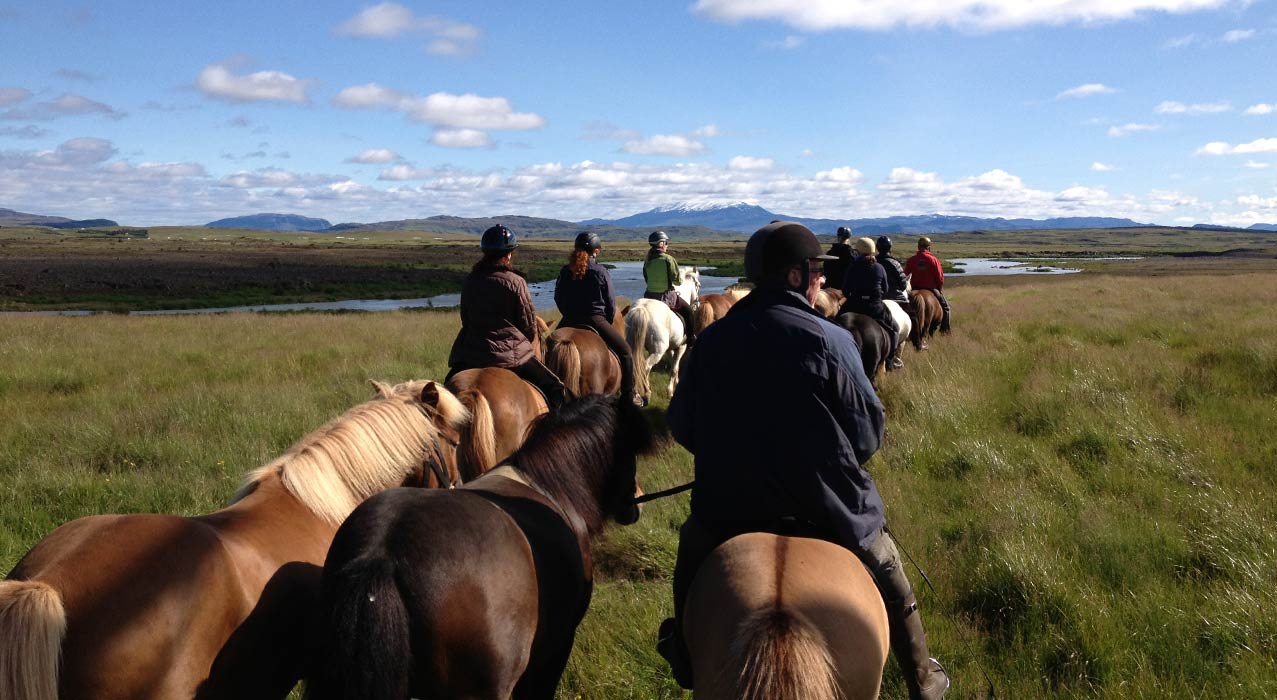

[206,472,338,562]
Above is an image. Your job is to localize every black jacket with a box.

[880,254,909,302]
[822,242,853,289]
[554,257,616,323]
[667,287,887,550]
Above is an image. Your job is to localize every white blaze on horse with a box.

[625,266,700,405]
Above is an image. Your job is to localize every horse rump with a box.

[304,557,411,700]
[728,606,840,700]
[0,580,66,700]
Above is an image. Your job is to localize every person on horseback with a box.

[658,221,949,700]
[447,224,566,410]
[822,225,854,289]
[877,235,910,304]
[643,230,696,344]
[553,232,639,406]
[841,237,902,369]
[904,236,952,334]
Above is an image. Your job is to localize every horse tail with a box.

[458,389,497,478]
[549,338,583,398]
[305,558,411,700]
[730,607,841,700]
[0,580,66,700]
[626,305,653,400]
[693,300,715,335]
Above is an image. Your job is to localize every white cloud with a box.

[1163,34,1198,49]
[378,164,436,181]
[0,125,49,139]
[337,3,480,55]
[1,93,124,121]
[1091,162,1117,171]
[692,124,720,137]
[333,85,544,132]
[346,148,402,164]
[1243,103,1275,116]
[195,63,312,104]
[799,148,815,157]
[691,0,1237,32]
[1057,83,1117,99]
[332,83,405,109]
[1195,138,1277,155]
[728,155,775,171]
[0,87,32,107]
[1221,29,1254,42]
[1155,100,1231,114]
[622,134,707,156]
[1243,160,1271,169]
[1108,123,1159,137]
[430,128,492,149]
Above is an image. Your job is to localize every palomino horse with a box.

[446,367,548,479]
[692,293,737,335]
[0,381,468,700]
[883,299,912,369]
[305,395,652,700]
[625,266,700,405]
[544,311,626,398]
[834,312,891,385]
[814,288,845,319]
[684,533,890,700]
[909,289,944,350]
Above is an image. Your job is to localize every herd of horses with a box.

[0,266,949,700]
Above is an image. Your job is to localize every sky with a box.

[1,0,1275,227]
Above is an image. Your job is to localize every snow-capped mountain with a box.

[579,202,776,232]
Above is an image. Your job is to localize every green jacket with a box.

[643,252,680,294]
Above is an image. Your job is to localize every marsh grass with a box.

[2,267,1275,698]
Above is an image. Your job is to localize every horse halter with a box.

[422,406,463,489]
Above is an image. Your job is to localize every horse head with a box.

[375,379,469,488]
[677,266,701,307]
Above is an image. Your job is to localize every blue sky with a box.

[1,0,1274,226]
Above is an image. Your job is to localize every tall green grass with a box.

[2,269,1274,698]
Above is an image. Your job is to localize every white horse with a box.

[883,299,912,369]
[625,266,700,405]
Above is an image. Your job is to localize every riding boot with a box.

[656,618,694,689]
[886,593,950,700]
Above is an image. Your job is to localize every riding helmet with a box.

[918,236,932,250]
[649,230,670,246]
[574,231,602,252]
[744,221,836,283]
[836,226,853,240]
[876,235,893,254]
[480,224,518,253]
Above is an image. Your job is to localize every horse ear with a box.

[421,381,441,408]
[369,379,393,398]
[621,305,630,317]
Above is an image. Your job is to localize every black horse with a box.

[835,311,891,386]
[304,394,651,700]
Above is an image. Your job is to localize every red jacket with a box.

[904,250,944,290]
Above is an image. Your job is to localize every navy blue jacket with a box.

[554,257,616,323]
[841,257,888,304]
[880,254,909,302]
[667,287,887,550]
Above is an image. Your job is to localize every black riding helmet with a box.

[836,226,853,240]
[649,230,670,246]
[480,224,518,253]
[574,231,601,252]
[876,235,892,254]
[745,221,836,288]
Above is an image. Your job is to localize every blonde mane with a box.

[235,381,469,525]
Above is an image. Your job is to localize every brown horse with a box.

[908,289,944,350]
[304,395,652,700]
[544,327,621,398]
[684,533,890,700]
[0,381,469,700]
[446,367,548,479]
[692,293,737,335]
[834,312,891,385]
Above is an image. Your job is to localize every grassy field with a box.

[2,256,1275,698]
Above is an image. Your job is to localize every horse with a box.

[544,309,627,399]
[834,312,891,385]
[445,367,550,480]
[304,394,652,700]
[693,293,737,335]
[625,266,700,405]
[813,288,845,319]
[723,282,753,303]
[683,533,890,700]
[883,299,912,369]
[908,289,944,350]
[0,380,469,700]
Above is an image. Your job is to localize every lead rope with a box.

[886,524,997,700]
[633,480,694,505]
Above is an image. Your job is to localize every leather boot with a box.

[887,594,949,700]
[656,617,694,689]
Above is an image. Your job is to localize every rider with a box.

[904,237,952,334]
[642,230,696,344]
[877,235,910,304]
[657,221,949,700]
[447,224,566,410]
[822,225,854,289]
[841,237,901,368]
[553,232,638,406]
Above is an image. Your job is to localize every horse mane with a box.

[509,394,651,536]
[234,382,469,525]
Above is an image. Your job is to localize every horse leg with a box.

[668,343,688,397]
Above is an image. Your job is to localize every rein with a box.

[633,480,693,505]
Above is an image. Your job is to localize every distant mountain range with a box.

[206,213,332,231]
[326,215,736,240]
[0,207,118,229]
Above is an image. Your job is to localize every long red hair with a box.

[567,250,590,280]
